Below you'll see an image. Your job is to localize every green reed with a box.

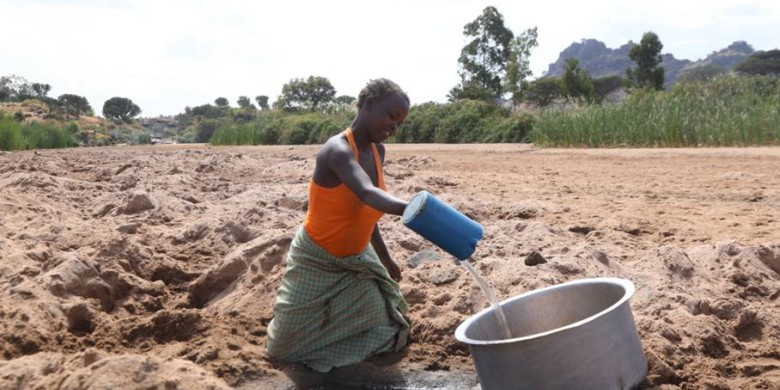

[210,110,351,146]
[531,76,780,147]
[0,112,77,150]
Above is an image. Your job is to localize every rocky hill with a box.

[543,40,755,86]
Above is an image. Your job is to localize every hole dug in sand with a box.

[66,302,95,335]
[734,311,764,342]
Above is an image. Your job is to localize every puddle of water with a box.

[246,363,479,390]
[461,260,512,340]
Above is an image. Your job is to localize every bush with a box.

[0,112,77,150]
[482,114,536,143]
[137,133,152,144]
[196,119,221,143]
[211,110,349,146]
[23,122,77,149]
[398,100,525,143]
[592,76,625,104]
[66,121,79,134]
[211,100,534,146]
[395,102,438,143]
[735,49,780,76]
[0,113,24,150]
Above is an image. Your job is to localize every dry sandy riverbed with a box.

[0,144,778,389]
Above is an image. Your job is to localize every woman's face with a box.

[363,93,410,143]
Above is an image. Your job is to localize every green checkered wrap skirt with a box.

[265,227,409,373]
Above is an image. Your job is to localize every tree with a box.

[176,109,195,129]
[333,95,355,106]
[190,104,223,119]
[237,96,255,109]
[450,6,514,101]
[31,83,51,98]
[0,80,9,101]
[561,58,594,103]
[0,74,33,101]
[592,76,625,104]
[447,80,495,101]
[526,78,562,108]
[626,32,665,90]
[58,94,93,118]
[103,97,141,123]
[503,27,538,105]
[323,95,357,113]
[214,97,229,107]
[734,49,780,76]
[255,95,269,110]
[274,76,336,111]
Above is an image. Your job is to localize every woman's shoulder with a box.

[317,132,352,163]
[321,132,349,152]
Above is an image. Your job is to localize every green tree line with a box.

[1,74,142,123]
[4,6,780,151]
[200,7,779,148]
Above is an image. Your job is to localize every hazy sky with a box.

[2,0,778,117]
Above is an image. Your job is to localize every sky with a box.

[1,0,778,117]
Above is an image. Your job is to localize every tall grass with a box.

[531,76,780,147]
[210,110,352,146]
[0,112,78,150]
[209,101,533,146]
[0,114,25,150]
[396,100,533,143]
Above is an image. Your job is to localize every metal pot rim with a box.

[454,277,636,345]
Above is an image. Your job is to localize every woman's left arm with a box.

[371,224,401,282]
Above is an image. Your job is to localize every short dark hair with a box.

[356,78,409,109]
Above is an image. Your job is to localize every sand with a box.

[0,143,778,390]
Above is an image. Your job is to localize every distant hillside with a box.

[0,100,149,146]
[543,40,755,86]
[0,100,102,128]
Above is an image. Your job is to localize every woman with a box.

[266,78,411,373]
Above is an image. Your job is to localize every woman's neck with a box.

[350,121,371,149]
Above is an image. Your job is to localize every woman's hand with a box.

[380,257,402,282]
[370,224,402,283]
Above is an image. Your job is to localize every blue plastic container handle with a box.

[402,191,483,260]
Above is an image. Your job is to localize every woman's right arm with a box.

[326,143,407,216]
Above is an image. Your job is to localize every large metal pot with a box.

[454,277,647,390]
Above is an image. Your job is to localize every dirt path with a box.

[1,144,778,389]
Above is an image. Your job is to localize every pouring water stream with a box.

[401,190,511,340]
[461,259,512,340]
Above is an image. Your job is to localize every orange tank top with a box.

[303,128,386,257]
